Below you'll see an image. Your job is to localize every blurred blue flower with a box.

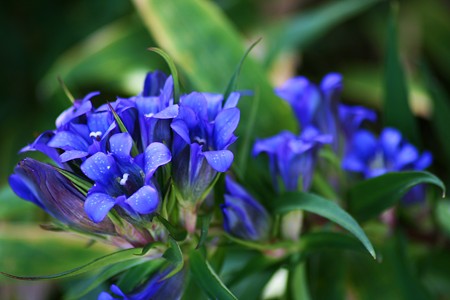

[98,267,185,300]
[81,133,171,223]
[338,104,377,140]
[221,176,270,241]
[9,158,115,234]
[253,126,332,192]
[171,92,240,203]
[343,127,432,178]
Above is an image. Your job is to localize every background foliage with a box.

[1,0,450,299]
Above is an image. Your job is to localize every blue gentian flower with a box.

[338,104,377,140]
[253,126,332,192]
[275,73,342,145]
[221,176,270,241]
[81,133,171,223]
[98,266,185,300]
[170,92,240,203]
[342,127,432,179]
[9,158,115,234]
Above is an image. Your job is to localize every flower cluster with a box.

[9,71,240,246]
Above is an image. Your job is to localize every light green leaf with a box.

[189,249,237,300]
[264,0,380,67]
[196,213,212,250]
[148,47,180,103]
[273,192,376,259]
[348,171,445,222]
[132,0,296,139]
[55,167,92,196]
[383,4,420,146]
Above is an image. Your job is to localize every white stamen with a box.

[194,136,206,145]
[145,113,155,118]
[89,131,102,139]
[119,173,129,186]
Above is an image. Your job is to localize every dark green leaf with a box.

[132,0,296,140]
[162,238,184,280]
[189,249,237,300]
[65,258,148,300]
[348,171,445,222]
[223,38,261,100]
[156,214,187,242]
[436,200,450,237]
[1,246,145,280]
[55,167,92,196]
[288,261,311,300]
[115,259,163,293]
[196,213,212,249]
[383,4,420,146]
[148,47,180,103]
[273,192,376,259]
[264,0,380,67]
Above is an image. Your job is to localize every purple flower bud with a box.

[221,176,270,241]
[9,158,115,234]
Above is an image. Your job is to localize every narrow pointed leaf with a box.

[273,192,376,259]
[383,4,420,146]
[107,103,139,156]
[223,38,261,100]
[55,167,92,196]
[349,171,445,222]
[148,47,180,104]
[0,247,145,280]
[189,249,238,300]
[156,214,187,241]
[196,213,212,249]
[162,238,184,280]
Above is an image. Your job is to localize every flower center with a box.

[119,173,130,186]
[194,136,207,146]
[89,131,102,141]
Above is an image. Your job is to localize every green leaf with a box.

[0,185,37,219]
[55,167,92,196]
[421,63,450,171]
[383,4,420,146]
[196,213,212,249]
[161,238,184,280]
[1,246,145,280]
[273,192,376,259]
[156,214,187,242]
[132,0,296,139]
[65,258,147,300]
[223,38,261,100]
[288,261,311,300]
[107,103,139,156]
[436,200,450,237]
[115,259,164,293]
[348,171,445,222]
[189,249,237,300]
[148,47,180,103]
[264,0,380,67]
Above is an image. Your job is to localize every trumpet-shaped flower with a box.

[253,126,332,192]
[170,92,240,203]
[81,133,171,223]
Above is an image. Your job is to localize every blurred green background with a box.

[1,0,450,299]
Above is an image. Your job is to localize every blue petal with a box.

[125,185,159,214]
[320,73,343,94]
[214,108,240,149]
[60,150,89,162]
[144,142,172,177]
[395,144,418,170]
[253,131,294,156]
[349,130,378,162]
[109,133,132,157]
[380,128,402,159]
[161,76,174,106]
[275,76,310,104]
[142,70,168,97]
[84,193,116,223]
[81,152,118,186]
[224,92,240,109]
[88,111,113,135]
[415,151,432,170]
[9,174,44,209]
[180,92,208,120]
[48,131,89,151]
[171,119,191,144]
[203,93,223,120]
[55,92,98,127]
[203,150,233,172]
[153,104,179,119]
